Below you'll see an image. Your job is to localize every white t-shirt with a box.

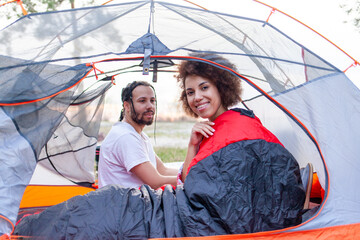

[98,122,156,188]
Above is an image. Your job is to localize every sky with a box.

[1,0,360,120]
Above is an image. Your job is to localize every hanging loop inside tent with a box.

[16,0,27,15]
[86,62,104,80]
[98,75,116,85]
[343,61,360,73]
[111,76,116,85]
[143,48,152,75]
[152,60,158,82]
[266,8,276,23]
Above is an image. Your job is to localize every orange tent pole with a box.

[101,0,114,5]
[182,0,208,10]
[0,0,17,7]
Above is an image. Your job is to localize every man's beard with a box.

[131,109,154,126]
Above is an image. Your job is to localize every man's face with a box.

[129,85,156,126]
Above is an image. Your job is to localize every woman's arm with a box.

[181,143,198,182]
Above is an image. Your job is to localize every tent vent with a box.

[125,33,171,75]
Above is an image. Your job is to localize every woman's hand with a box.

[189,121,215,147]
[181,121,215,182]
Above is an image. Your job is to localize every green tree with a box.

[341,0,360,31]
[2,0,95,20]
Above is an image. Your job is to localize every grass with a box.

[154,146,187,163]
[145,121,193,163]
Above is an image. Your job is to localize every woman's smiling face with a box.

[185,75,226,121]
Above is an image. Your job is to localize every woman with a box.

[176,53,242,182]
[14,54,305,239]
[176,53,305,233]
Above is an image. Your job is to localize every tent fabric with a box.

[275,72,360,230]
[0,0,360,237]
[0,108,36,234]
[0,58,111,234]
[14,110,304,238]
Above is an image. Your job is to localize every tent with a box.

[1,0,360,238]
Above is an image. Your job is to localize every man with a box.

[98,81,178,189]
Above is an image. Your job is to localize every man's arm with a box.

[130,161,177,189]
[155,155,179,176]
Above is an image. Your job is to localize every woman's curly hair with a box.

[176,53,242,118]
